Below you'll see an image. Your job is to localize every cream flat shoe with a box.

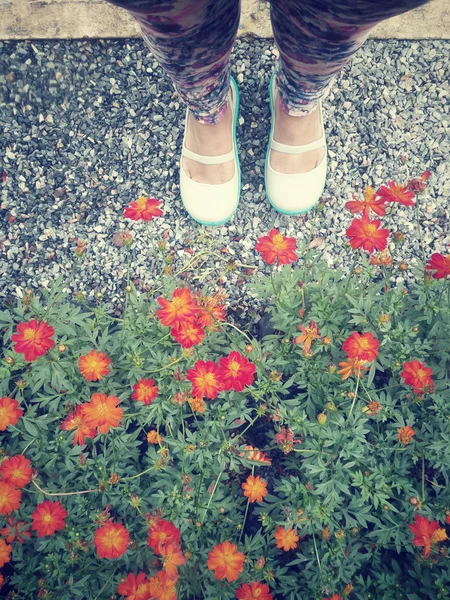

[179,76,241,226]
[265,72,327,215]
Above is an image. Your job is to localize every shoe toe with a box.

[180,166,239,226]
[265,155,327,215]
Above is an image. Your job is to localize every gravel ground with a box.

[1,38,449,316]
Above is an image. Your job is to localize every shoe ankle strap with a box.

[181,146,235,165]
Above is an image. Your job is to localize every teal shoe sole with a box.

[264,71,326,216]
[183,76,241,227]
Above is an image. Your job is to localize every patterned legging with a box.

[106,0,431,123]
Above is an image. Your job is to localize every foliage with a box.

[0,182,449,600]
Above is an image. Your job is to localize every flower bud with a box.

[354,267,362,275]
[322,336,332,346]
[335,530,345,540]
[378,313,390,324]
[317,413,327,425]
[16,379,25,389]
[245,345,254,354]
[409,497,419,506]
[125,285,132,293]
[5,356,14,365]
[58,344,66,353]
[393,232,404,243]
[398,262,408,272]
[326,401,336,411]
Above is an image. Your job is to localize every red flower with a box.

[0,454,32,488]
[81,393,123,434]
[346,215,389,253]
[377,180,415,206]
[401,360,433,393]
[0,517,31,544]
[0,482,22,516]
[207,541,245,582]
[0,397,23,431]
[218,351,256,392]
[342,332,379,362]
[255,229,297,265]
[171,319,205,348]
[31,500,68,537]
[398,425,416,445]
[345,186,387,217]
[60,405,97,446]
[131,378,159,405]
[123,196,163,221]
[157,288,198,328]
[195,291,227,328]
[236,582,273,600]
[94,523,130,559]
[408,514,448,557]
[147,519,181,554]
[10,319,55,361]
[407,171,430,193]
[186,360,223,399]
[425,253,450,279]
[117,572,150,600]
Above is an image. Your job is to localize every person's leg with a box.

[269,0,431,174]
[107,0,240,183]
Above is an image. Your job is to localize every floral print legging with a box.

[106,0,430,123]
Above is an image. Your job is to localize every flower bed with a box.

[0,175,449,600]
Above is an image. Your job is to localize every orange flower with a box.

[117,572,150,600]
[294,320,321,352]
[0,397,23,431]
[242,475,268,503]
[342,332,379,362]
[377,180,415,206]
[171,319,205,349]
[186,360,223,399]
[239,445,271,465]
[78,349,111,381]
[195,291,227,328]
[147,430,162,444]
[132,378,159,405]
[147,519,181,554]
[94,523,130,559]
[31,500,67,537]
[346,216,389,253]
[401,360,433,393]
[255,229,297,265]
[157,288,198,328]
[10,319,55,361]
[188,397,206,414]
[218,351,256,392]
[1,517,31,544]
[425,253,450,279]
[337,358,369,380]
[408,514,448,557]
[81,393,123,434]
[370,249,393,267]
[60,405,96,446]
[160,543,187,579]
[207,541,245,582]
[274,526,299,551]
[123,196,163,221]
[0,454,32,488]
[345,186,387,217]
[0,482,21,516]
[147,570,177,600]
[398,425,416,445]
[0,539,12,568]
[236,582,273,600]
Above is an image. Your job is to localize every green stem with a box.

[239,466,254,544]
[348,373,361,418]
[201,470,223,522]
[312,533,321,571]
